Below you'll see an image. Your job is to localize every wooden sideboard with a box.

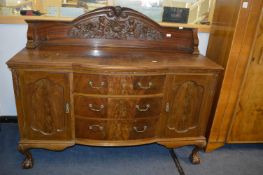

[7,6,222,169]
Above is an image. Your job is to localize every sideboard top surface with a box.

[7,45,222,71]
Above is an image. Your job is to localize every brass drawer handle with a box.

[137,82,153,89]
[136,104,150,112]
[88,81,105,89]
[89,104,104,112]
[133,125,148,133]
[89,125,104,131]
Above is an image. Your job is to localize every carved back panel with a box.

[69,6,163,40]
[26,6,199,54]
[20,71,72,140]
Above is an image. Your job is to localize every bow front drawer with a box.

[74,74,108,94]
[74,96,108,119]
[76,118,107,140]
[74,96,162,119]
[75,118,158,140]
[73,73,165,95]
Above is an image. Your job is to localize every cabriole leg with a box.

[189,145,203,164]
[18,144,33,169]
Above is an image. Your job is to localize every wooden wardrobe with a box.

[206,0,263,151]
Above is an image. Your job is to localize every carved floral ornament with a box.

[68,6,164,40]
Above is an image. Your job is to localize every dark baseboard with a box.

[0,116,18,123]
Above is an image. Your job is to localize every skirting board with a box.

[0,116,18,123]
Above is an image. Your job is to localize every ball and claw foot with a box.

[22,156,33,169]
[18,145,33,169]
[190,151,200,164]
[189,146,202,164]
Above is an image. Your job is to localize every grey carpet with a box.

[0,123,262,175]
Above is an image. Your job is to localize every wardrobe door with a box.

[228,13,263,142]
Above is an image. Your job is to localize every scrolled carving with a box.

[69,6,163,40]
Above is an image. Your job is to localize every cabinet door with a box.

[20,71,72,140]
[163,74,217,138]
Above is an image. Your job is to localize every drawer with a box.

[75,118,158,140]
[74,96,162,119]
[132,75,165,95]
[107,75,165,95]
[74,74,108,94]
[107,118,158,140]
[108,97,162,119]
[129,118,158,140]
[74,96,107,118]
[76,118,107,140]
[73,73,165,95]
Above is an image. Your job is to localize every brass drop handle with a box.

[88,104,104,112]
[88,125,104,131]
[88,81,105,89]
[137,82,153,89]
[136,104,150,112]
[133,125,148,133]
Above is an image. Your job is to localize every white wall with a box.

[0,24,209,116]
[0,24,27,116]
[198,32,210,56]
